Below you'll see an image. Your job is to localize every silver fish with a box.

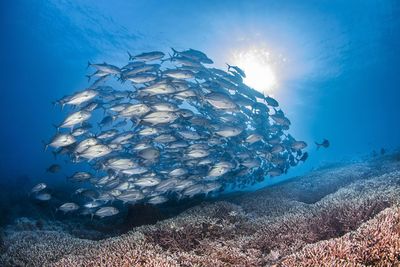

[58,202,79,213]
[95,206,119,218]
[31,183,47,193]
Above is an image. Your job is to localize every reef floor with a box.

[1,154,400,266]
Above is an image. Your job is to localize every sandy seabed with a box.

[1,154,400,266]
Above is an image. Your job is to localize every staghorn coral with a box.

[0,155,400,266]
[280,206,400,266]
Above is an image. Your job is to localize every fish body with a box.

[95,206,119,218]
[48,134,76,148]
[46,164,61,173]
[129,51,165,61]
[31,183,47,193]
[315,139,330,149]
[58,202,79,213]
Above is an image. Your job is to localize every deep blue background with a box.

[1,0,399,188]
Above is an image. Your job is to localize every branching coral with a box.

[1,155,400,266]
[280,207,400,266]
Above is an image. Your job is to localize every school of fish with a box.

[35,48,308,218]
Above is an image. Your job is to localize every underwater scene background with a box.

[1,0,400,266]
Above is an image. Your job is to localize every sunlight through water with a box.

[231,47,277,94]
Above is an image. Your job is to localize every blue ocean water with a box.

[0,0,399,224]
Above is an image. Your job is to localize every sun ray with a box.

[231,48,277,94]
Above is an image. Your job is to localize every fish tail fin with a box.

[171,47,178,56]
[315,142,321,150]
[226,63,231,71]
[86,75,91,82]
[42,140,49,151]
[127,51,133,60]
[87,61,91,69]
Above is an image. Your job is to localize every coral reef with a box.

[1,155,400,266]
[281,206,400,266]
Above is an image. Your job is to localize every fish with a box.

[31,183,47,193]
[187,149,209,158]
[127,73,158,83]
[35,193,51,201]
[84,200,104,209]
[74,138,98,154]
[118,104,150,118]
[95,206,119,218]
[60,110,92,129]
[45,48,308,210]
[267,168,283,177]
[78,144,112,160]
[245,134,263,144]
[88,62,120,74]
[64,89,98,106]
[316,139,330,149]
[46,164,61,173]
[98,115,115,128]
[163,69,195,79]
[128,51,165,61]
[298,152,308,162]
[171,48,213,64]
[291,141,307,151]
[204,92,238,110]
[183,184,205,197]
[58,202,79,213]
[207,162,234,178]
[68,172,92,182]
[215,126,243,138]
[142,111,178,125]
[169,168,188,177]
[104,158,137,171]
[138,148,160,160]
[147,195,168,205]
[116,191,144,203]
[47,133,76,149]
[134,177,161,187]
[227,64,246,78]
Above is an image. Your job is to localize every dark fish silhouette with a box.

[46,164,61,173]
[315,139,330,150]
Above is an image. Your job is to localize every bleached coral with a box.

[1,155,400,266]
[280,206,400,266]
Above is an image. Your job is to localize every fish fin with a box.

[87,61,91,69]
[171,47,179,56]
[226,63,231,71]
[127,51,133,60]
[42,140,49,151]
[315,142,321,150]
[86,75,91,82]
